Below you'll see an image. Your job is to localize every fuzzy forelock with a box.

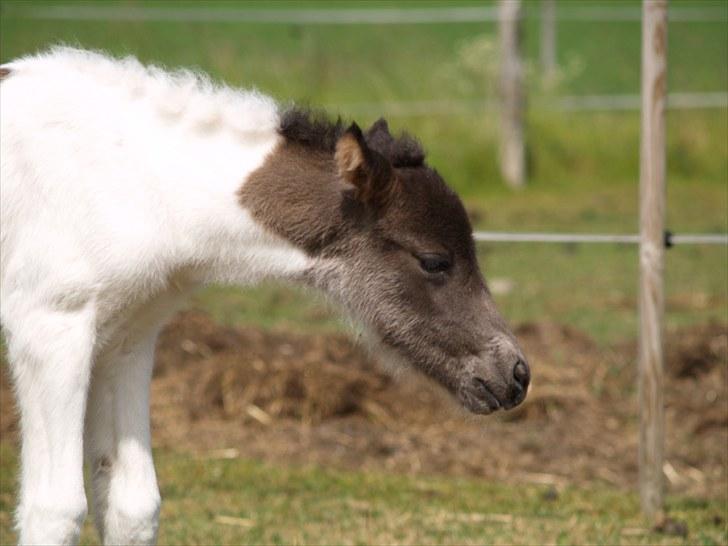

[279,107,426,168]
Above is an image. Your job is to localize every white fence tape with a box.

[326,93,728,117]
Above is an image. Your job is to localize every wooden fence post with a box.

[540,0,557,86]
[639,0,668,519]
[499,0,526,188]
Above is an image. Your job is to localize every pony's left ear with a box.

[335,122,395,210]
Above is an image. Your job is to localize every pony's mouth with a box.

[456,378,504,415]
[456,373,529,415]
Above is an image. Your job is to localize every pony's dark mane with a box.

[279,107,426,168]
[278,108,344,154]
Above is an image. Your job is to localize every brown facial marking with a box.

[239,107,529,415]
[0,68,11,80]
[239,141,350,254]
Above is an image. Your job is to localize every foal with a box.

[0,47,529,545]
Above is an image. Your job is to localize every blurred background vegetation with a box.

[1,0,725,345]
[0,1,726,544]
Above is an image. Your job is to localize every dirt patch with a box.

[1,312,726,498]
[665,322,727,378]
[151,313,728,497]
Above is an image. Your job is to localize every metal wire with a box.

[473,231,728,246]
[669,234,728,245]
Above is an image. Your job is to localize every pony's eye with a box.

[418,254,452,274]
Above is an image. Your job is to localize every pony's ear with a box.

[335,122,395,210]
[335,123,366,179]
[367,118,391,138]
[365,118,395,155]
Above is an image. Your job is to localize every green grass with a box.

[4,0,719,343]
[3,0,723,343]
[0,442,726,545]
[1,1,725,198]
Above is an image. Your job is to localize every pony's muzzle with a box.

[457,348,530,414]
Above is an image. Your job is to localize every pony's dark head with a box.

[240,110,530,414]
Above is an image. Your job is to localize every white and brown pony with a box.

[0,48,529,545]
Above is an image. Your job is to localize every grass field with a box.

[0,1,726,544]
[3,0,721,343]
[0,443,726,545]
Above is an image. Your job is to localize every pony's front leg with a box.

[85,331,160,546]
[9,306,95,545]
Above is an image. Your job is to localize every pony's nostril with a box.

[513,359,530,390]
[472,377,501,409]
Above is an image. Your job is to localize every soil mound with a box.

[666,322,727,378]
[1,312,725,498]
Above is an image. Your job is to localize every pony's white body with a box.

[0,48,310,545]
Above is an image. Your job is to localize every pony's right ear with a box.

[335,123,395,210]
